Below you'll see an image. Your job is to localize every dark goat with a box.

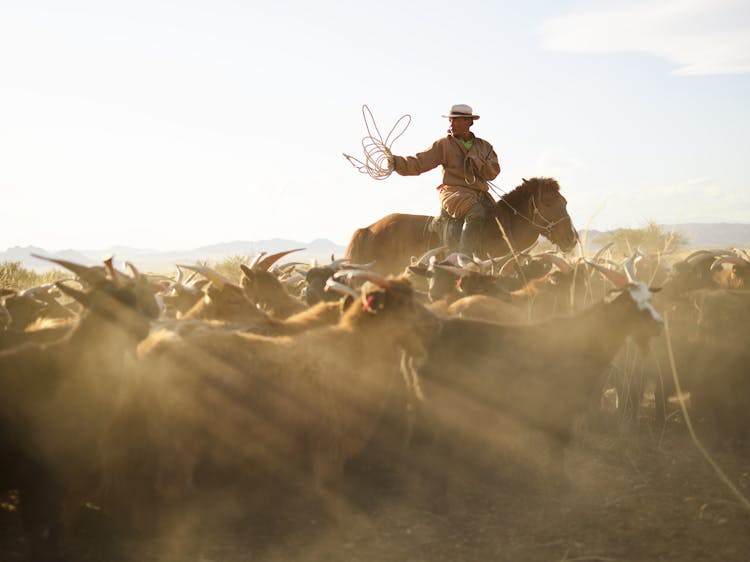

[647,289,750,445]
[416,282,662,492]
[0,261,158,561]
[660,249,733,298]
[688,289,750,448]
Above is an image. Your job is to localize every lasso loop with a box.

[343,105,411,180]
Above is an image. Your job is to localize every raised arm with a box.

[392,140,444,176]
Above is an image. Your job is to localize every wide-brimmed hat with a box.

[442,104,480,120]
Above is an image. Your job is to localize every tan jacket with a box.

[392,134,501,192]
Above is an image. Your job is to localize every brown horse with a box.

[346,177,578,274]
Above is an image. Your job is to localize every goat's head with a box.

[336,271,441,359]
[608,282,663,352]
[239,264,289,309]
[30,255,161,343]
[54,277,157,345]
[177,264,265,322]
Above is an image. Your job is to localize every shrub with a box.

[0,262,69,291]
[594,220,688,256]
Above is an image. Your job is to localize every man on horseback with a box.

[390,104,501,255]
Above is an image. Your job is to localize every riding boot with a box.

[438,209,463,251]
[446,218,464,251]
[459,202,489,256]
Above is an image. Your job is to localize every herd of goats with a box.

[1,242,749,561]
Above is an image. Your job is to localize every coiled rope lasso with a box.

[343,105,411,180]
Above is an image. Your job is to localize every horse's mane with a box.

[497,177,561,209]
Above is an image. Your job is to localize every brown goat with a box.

[101,275,440,528]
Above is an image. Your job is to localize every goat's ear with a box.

[239,264,254,280]
[0,288,17,298]
[55,282,91,307]
[649,286,663,293]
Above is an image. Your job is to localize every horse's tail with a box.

[345,227,373,262]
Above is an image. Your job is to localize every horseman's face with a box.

[448,117,473,140]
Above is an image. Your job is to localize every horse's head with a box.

[523,177,577,253]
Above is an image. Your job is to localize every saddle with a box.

[430,193,494,251]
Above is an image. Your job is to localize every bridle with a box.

[490,180,570,238]
[527,192,571,236]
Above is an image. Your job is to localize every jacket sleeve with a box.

[392,140,444,176]
[468,143,501,181]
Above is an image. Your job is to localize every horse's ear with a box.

[522,178,529,183]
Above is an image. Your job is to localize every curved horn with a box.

[585,260,629,289]
[255,248,305,271]
[434,264,472,277]
[711,256,750,271]
[104,257,134,286]
[332,269,391,287]
[444,252,473,267]
[477,253,513,267]
[326,257,350,269]
[684,249,732,263]
[591,242,614,263]
[537,253,573,275]
[176,264,234,290]
[247,252,268,270]
[414,246,449,266]
[125,261,142,279]
[18,283,58,298]
[31,253,105,286]
[175,265,186,286]
[324,278,360,300]
[497,259,516,277]
[103,257,120,287]
[475,253,514,275]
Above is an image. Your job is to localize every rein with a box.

[489,180,568,236]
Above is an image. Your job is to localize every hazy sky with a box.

[2,0,749,250]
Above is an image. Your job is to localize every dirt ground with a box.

[1,410,749,562]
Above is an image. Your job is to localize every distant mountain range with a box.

[1,239,348,272]
[3,223,750,272]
